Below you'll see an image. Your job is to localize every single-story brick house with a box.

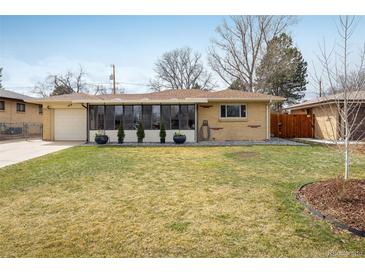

[28,89,284,142]
[286,91,365,140]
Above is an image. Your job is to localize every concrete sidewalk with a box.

[295,138,365,145]
[0,139,81,168]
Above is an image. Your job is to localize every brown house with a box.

[286,91,365,140]
[0,89,43,124]
[28,89,284,142]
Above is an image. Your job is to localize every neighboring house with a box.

[0,89,43,124]
[28,89,284,142]
[286,91,365,140]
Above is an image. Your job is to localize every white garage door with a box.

[54,109,86,141]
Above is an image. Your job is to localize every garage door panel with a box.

[54,109,86,141]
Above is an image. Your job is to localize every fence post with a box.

[24,123,28,140]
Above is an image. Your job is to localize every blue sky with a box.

[0,16,364,98]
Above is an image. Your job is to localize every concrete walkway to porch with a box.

[83,137,306,147]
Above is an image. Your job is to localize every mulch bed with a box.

[298,179,365,232]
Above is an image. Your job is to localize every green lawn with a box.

[0,145,364,257]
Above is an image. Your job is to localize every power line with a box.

[4,81,150,89]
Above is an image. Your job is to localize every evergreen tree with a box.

[229,78,247,91]
[0,67,3,89]
[256,33,308,107]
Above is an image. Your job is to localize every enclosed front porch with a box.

[87,104,197,143]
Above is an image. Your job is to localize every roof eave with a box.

[285,100,339,110]
[25,99,69,104]
[72,98,209,104]
[207,97,285,102]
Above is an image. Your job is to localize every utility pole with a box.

[319,79,322,97]
[111,64,116,94]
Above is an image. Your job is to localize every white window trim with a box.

[219,104,247,119]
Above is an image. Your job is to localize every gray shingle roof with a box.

[0,89,35,101]
[286,91,365,110]
[32,89,285,103]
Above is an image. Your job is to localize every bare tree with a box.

[315,16,365,180]
[33,66,87,97]
[150,47,215,91]
[208,16,297,92]
[93,84,108,95]
[329,69,365,94]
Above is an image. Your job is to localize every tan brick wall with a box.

[42,108,54,140]
[312,104,339,140]
[0,99,42,124]
[197,102,269,141]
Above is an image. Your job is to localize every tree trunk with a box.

[344,135,350,180]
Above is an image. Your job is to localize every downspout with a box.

[82,103,89,143]
[195,103,198,142]
[266,100,272,140]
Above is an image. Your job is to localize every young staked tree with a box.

[256,33,308,108]
[315,16,365,180]
[150,47,215,91]
[208,16,297,92]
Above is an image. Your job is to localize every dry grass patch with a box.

[0,146,364,257]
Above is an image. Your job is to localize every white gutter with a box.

[27,97,284,104]
[72,98,209,104]
[207,98,284,102]
[266,99,272,140]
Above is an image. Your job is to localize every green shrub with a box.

[117,121,125,143]
[159,122,166,139]
[136,122,145,140]
[174,130,185,137]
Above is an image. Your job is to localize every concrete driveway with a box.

[0,139,81,168]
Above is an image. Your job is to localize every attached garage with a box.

[54,108,86,141]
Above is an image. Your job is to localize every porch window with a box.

[142,105,152,129]
[170,105,179,129]
[115,106,123,129]
[123,105,134,130]
[188,105,195,129]
[180,105,195,130]
[151,105,161,129]
[161,105,171,129]
[0,101,4,111]
[105,106,115,130]
[220,104,247,118]
[89,105,105,130]
[133,105,142,129]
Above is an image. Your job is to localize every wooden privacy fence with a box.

[271,113,315,138]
